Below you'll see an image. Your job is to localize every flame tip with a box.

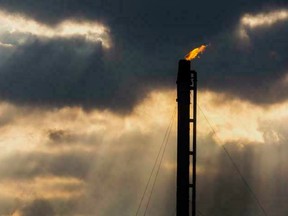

[184,44,207,61]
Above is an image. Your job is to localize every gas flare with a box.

[185,45,207,61]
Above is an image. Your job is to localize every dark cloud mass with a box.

[0,1,286,112]
[197,21,288,104]
[0,33,171,113]
[0,38,147,113]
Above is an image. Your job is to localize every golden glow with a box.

[0,88,287,216]
[198,91,288,145]
[1,89,288,211]
[0,10,111,48]
[0,176,84,200]
[185,45,207,61]
[11,211,21,216]
[197,92,264,144]
[1,89,288,155]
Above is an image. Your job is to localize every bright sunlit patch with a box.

[0,10,111,48]
[0,176,84,200]
[198,91,288,145]
[241,9,288,29]
[0,41,14,48]
[237,8,288,41]
[1,89,288,155]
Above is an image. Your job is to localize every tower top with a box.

[177,60,191,83]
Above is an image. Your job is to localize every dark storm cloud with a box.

[0,1,287,112]
[196,20,288,105]
[0,38,147,113]
[0,0,285,30]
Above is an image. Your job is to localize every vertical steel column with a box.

[177,60,191,216]
[176,60,197,216]
[191,70,197,216]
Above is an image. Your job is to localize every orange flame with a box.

[185,45,207,61]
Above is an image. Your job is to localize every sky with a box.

[0,0,287,215]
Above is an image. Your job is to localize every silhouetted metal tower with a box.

[176,60,197,216]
